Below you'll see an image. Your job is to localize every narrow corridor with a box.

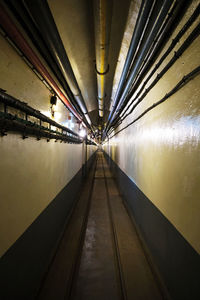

[38,151,164,300]
[0,1,200,298]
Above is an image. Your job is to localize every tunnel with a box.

[0,0,200,299]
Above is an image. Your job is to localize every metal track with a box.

[64,152,128,299]
[37,152,164,299]
[101,154,127,300]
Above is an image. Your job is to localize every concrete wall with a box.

[0,31,96,258]
[103,3,200,298]
[104,0,200,255]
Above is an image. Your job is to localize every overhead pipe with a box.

[118,0,191,119]
[107,0,154,125]
[4,0,84,116]
[106,1,199,137]
[112,0,180,121]
[112,0,174,117]
[23,0,92,126]
[107,2,192,138]
[106,0,174,134]
[120,21,200,121]
[0,3,84,124]
[94,0,113,117]
[108,65,200,140]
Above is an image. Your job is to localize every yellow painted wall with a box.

[104,1,200,254]
[0,33,96,257]
[87,144,97,160]
[0,135,82,257]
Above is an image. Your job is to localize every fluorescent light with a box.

[54,111,61,121]
[79,129,86,137]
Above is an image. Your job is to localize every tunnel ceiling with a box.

[1,0,134,128]
[1,0,190,140]
[48,0,98,113]
[47,0,132,123]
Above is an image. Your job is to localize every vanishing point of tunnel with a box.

[0,0,200,299]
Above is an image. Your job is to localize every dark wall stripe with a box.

[0,152,96,300]
[104,152,200,300]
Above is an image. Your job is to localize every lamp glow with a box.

[79,129,86,137]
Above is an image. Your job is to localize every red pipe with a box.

[0,4,83,123]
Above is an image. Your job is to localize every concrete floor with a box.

[38,152,164,300]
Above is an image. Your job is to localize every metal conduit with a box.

[105,0,158,137]
[118,0,193,119]
[106,0,174,134]
[107,0,154,124]
[108,65,200,140]
[106,8,200,137]
[0,117,82,144]
[0,91,84,143]
[112,0,187,124]
[0,90,80,136]
[23,0,91,126]
[4,0,84,116]
[94,0,112,117]
[122,21,200,119]
[0,3,84,124]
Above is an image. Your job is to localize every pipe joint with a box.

[95,64,109,75]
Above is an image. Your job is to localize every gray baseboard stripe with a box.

[104,151,200,300]
[0,152,96,299]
